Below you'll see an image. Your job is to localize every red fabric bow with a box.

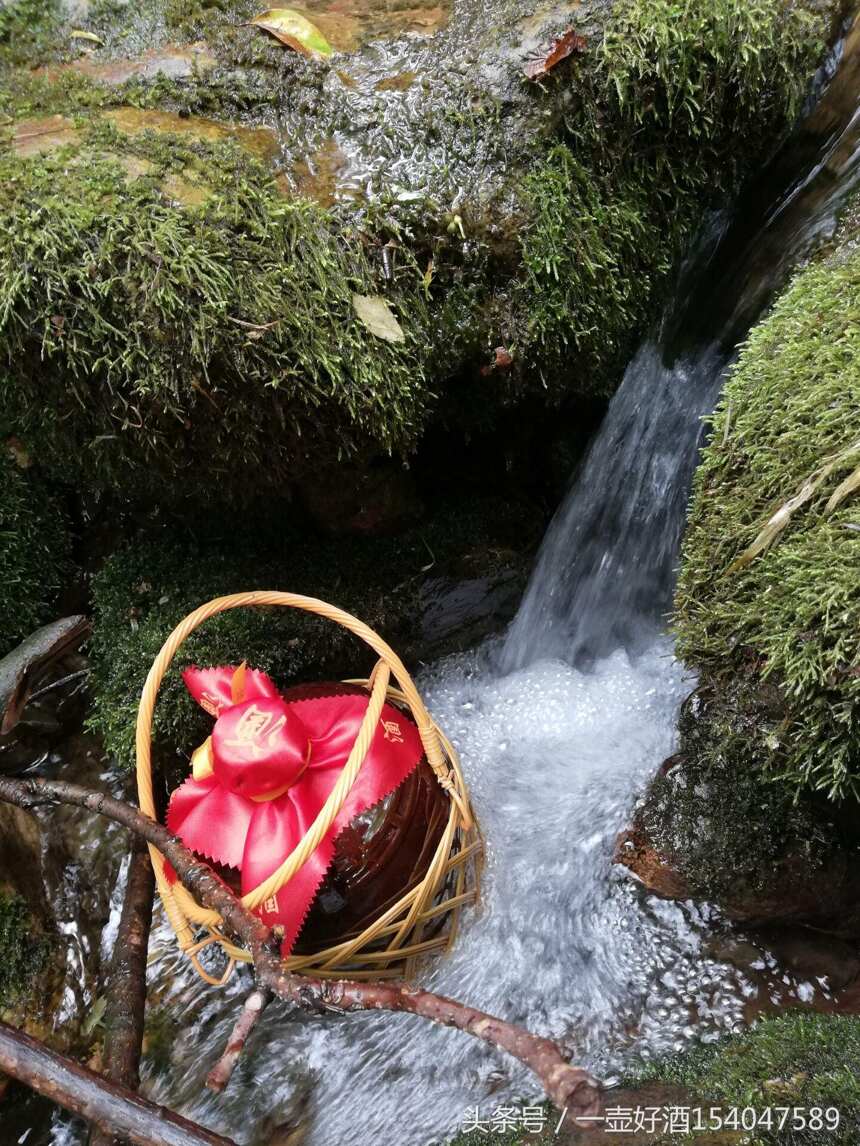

[165,665,424,953]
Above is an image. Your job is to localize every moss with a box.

[0,0,63,71]
[637,1013,860,1144]
[519,148,680,396]
[0,129,429,499]
[88,495,538,768]
[0,890,49,1009]
[674,228,860,800]
[0,457,71,655]
[517,0,827,395]
[638,682,840,903]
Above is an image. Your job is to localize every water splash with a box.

[143,642,759,1145]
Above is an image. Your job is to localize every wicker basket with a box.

[135,591,482,984]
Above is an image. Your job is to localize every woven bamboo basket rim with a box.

[135,590,482,985]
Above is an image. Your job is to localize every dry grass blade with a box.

[727,438,860,573]
[825,460,860,513]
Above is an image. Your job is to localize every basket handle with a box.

[135,591,470,953]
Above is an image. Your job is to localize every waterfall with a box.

[504,12,860,669]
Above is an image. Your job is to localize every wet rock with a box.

[10,115,80,157]
[104,106,280,162]
[613,824,691,901]
[37,42,218,84]
[750,927,860,992]
[615,683,860,939]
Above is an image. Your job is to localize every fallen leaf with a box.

[246,9,333,57]
[81,996,107,1036]
[480,346,514,376]
[524,29,587,81]
[352,294,405,343]
[71,29,104,44]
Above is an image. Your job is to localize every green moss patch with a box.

[0,890,49,1009]
[674,233,860,799]
[636,682,843,905]
[517,0,828,396]
[88,496,537,768]
[0,457,71,655]
[0,128,429,499]
[637,1013,860,1144]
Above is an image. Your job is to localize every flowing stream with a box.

[31,14,860,1146]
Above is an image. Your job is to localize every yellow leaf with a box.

[70,29,104,44]
[247,9,332,57]
[352,294,405,343]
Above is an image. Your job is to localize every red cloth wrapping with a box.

[165,666,424,953]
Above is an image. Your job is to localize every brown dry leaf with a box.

[524,29,587,81]
[246,9,333,57]
[352,294,405,343]
[480,346,514,376]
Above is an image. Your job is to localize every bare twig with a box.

[0,776,602,1121]
[90,834,156,1146]
[0,1021,235,1146]
[205,987,272,1093]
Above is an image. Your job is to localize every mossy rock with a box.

[0,889,50,1015]
[624,680,860,930]
[674,203,860,800]
[0,128,430,501]
[88,495,538,768]
[0,0,836,502]
[0,455,71,655]
[635,1012,860,1145]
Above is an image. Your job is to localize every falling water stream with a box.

[28,14,860,1146]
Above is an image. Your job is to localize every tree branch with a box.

[90,833,156,1146]
[205,987,271,1093]
[0,1021,235,1146]
[0,776,602,1121]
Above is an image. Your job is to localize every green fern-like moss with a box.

[0,129,428,500]
[0,891,49,1008]
[518,0,827,394]
[674,222,860,799]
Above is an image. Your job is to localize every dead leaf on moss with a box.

[70,29,104,45]
[246,9,333,57]
[352,294,405,343]
[523,29,587,81]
